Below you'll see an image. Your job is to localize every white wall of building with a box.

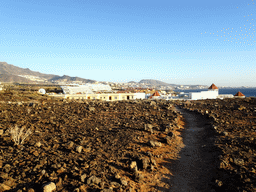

[218,94,234,99]
[134,92,146,99]
[189,90,218,100]
[159,94,173,100]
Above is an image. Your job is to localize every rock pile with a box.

[0,96,183,192]
[178,98,256,192]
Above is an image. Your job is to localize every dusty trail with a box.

[167,107,221,192]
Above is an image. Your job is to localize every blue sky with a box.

[0,0,255,86]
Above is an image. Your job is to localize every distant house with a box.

[134,92,146,99]
[208,83,219,90]
[234,91,245,98]
[51,92,145,101]
[49,84,145,101]
[149,91,161,99]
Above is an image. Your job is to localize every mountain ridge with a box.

[0,62,96,83]
[0,62,207,88]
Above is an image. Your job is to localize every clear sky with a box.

[0,0,255,86]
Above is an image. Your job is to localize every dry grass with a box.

[8,125,32,145]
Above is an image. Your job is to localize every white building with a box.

[134,92,146,99]
[149,91,161,99]
[159,94,173,100]
[189,83,219,100]
[52,83,146,101]
[61,83,112,95]
[189,90,218,100]
[217,94,234,99]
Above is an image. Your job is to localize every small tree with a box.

[9,125,32,145]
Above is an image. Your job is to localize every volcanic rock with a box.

[233,158,245,166]
[134,172,144,182]
[0,184,11,191]
[76,146,83,153]
[35,141,42,147]
[81,174,87,183]
[120,178,128,186]
[87,175,101,186]
[3,164,11,173]
[144,124,154,133]
[42,182,56,192]
[79,185,87,192]
[149,140,162,147]
[130,161,138,172]
[0,96,182,191]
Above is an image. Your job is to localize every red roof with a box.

[234,91,245,96]
[149,91,161,99]
[152,91,161,97]
[208,83,218,89]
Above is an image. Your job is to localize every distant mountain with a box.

[0,62,55,79]
[128,81,137,84]
[50,75,96,83]
[139,79,172,86]
[0,62,96,83]
[138,79,208,88]
[0,62,208,87]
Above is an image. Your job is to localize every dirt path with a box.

[166,107,221,192]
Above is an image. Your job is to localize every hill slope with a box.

[0,62,96,83]
[139,79,172,86]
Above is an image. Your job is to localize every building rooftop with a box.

[208,83,218,90]
[149,91,161,99]
[151,91,161,97]
[234,91,245,96]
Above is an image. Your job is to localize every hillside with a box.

[0,62,56,79]
[0,74,34,83]
[50,75,96,83]
[139,79,174,86]
[0,62,96,83]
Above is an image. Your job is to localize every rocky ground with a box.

[178,98,256,192]
[0,92,184,192]
[1,89,255,192]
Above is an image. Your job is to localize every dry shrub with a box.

[9,125,32,145]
